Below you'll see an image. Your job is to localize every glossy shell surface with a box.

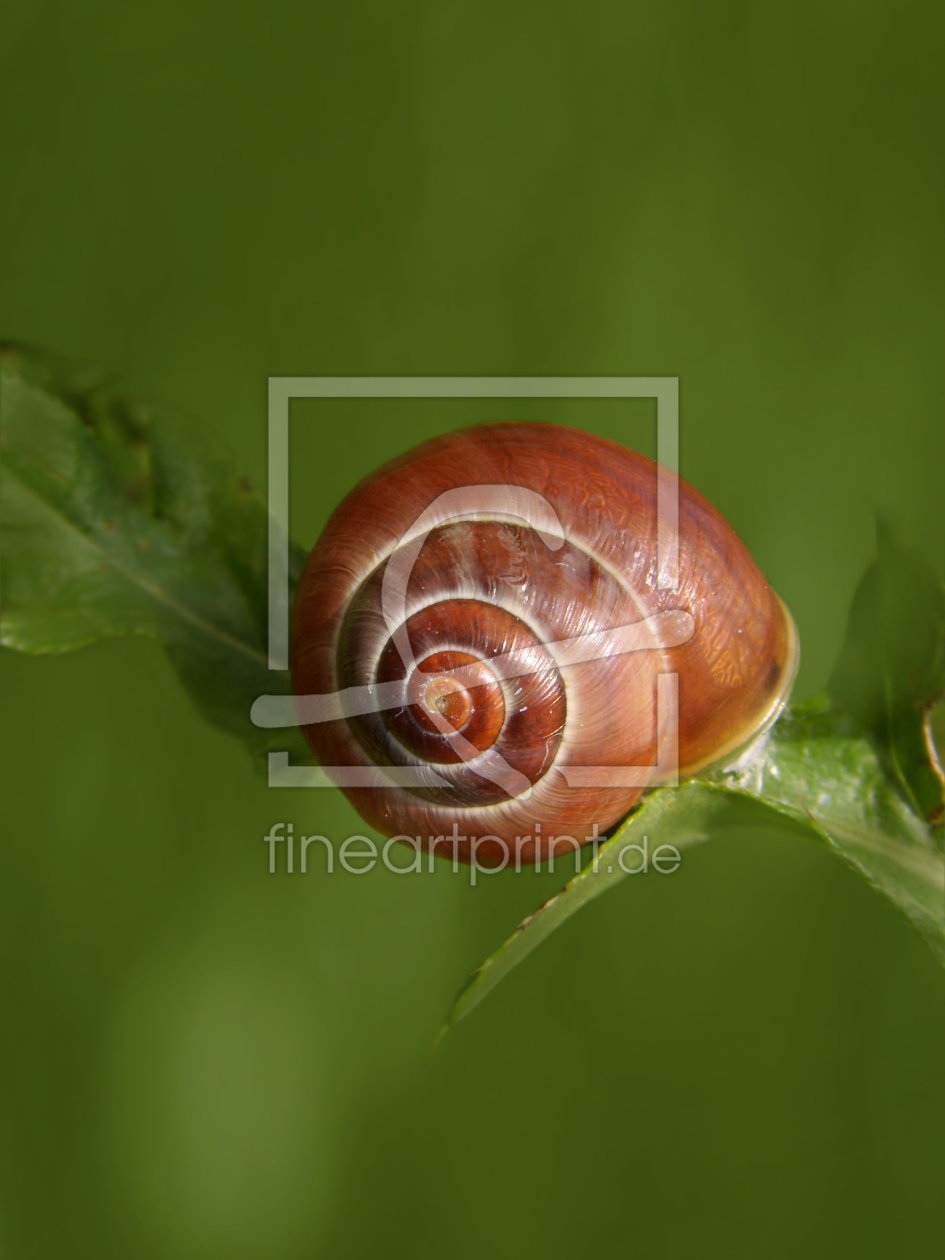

[291,423,797,864]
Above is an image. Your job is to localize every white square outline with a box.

[263,377,679,789]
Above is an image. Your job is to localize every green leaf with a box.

[441,699,945,1037]
[438,783,723,1038]
[829,520,945,829]
[718,698,945,958]
[0,343,306,764]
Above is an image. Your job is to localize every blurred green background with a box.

[2,2,944,1258]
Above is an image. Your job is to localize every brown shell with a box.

[290,422,797,866]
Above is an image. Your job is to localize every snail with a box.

[289,423,798,866]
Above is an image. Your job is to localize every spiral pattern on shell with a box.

[290,423,798,865]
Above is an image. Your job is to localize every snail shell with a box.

[290,423,797,865]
